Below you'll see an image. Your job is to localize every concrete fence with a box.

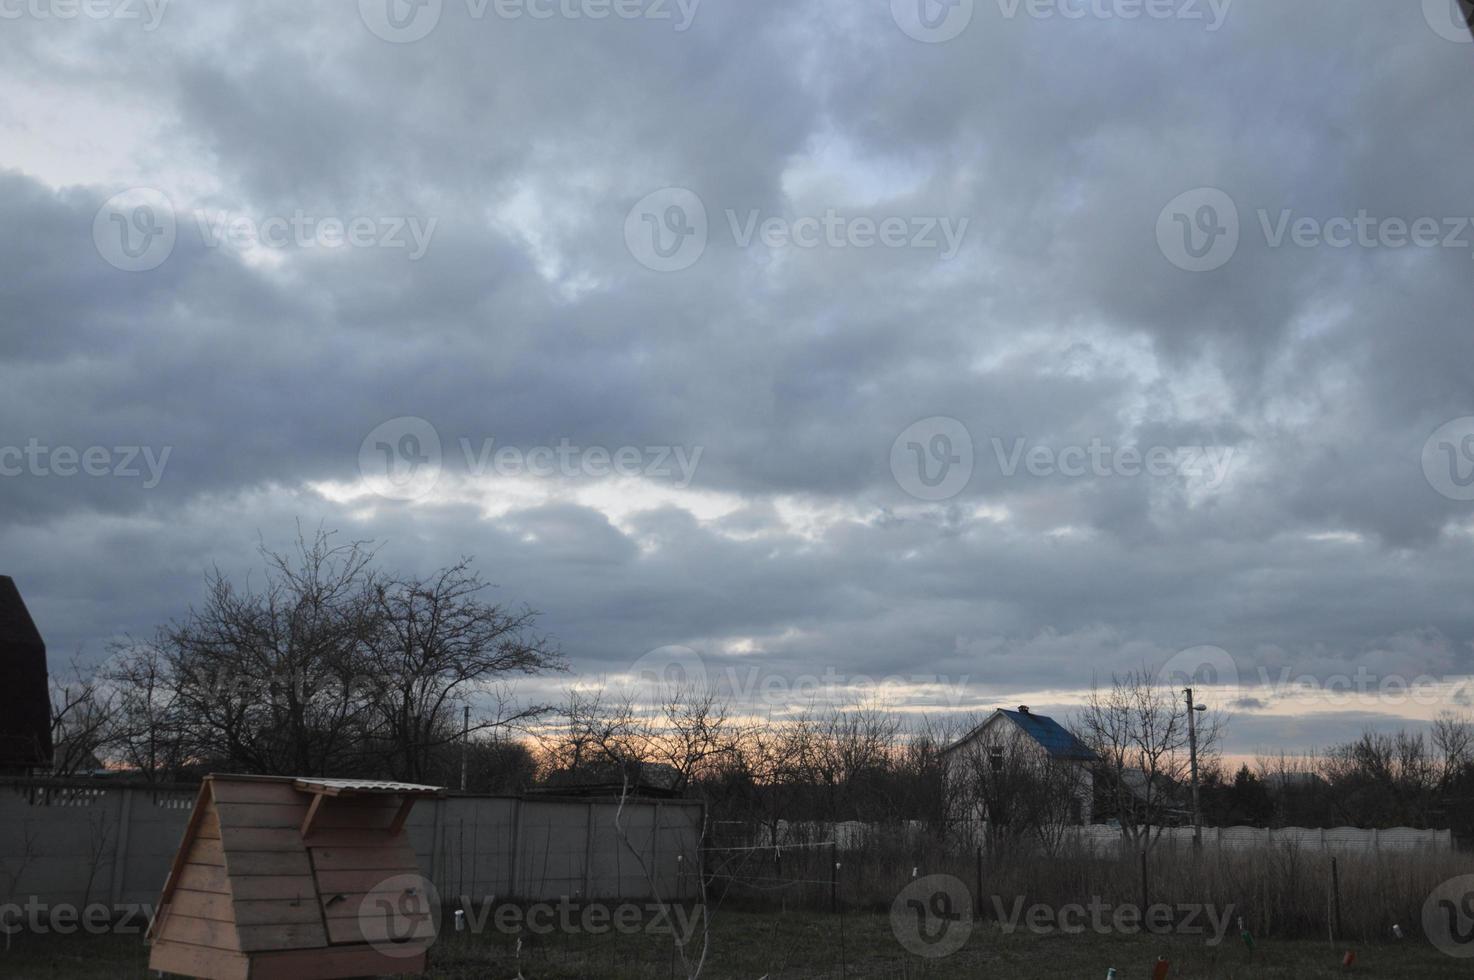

[1067,823,1454,853]
[736,818,1455,854]
[0,779,703,911]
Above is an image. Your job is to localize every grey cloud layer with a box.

[1,0,1472,753]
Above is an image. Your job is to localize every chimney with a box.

[1018,705,1030,715]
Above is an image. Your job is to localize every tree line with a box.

[44,533,1474,842]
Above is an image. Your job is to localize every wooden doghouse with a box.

[147,775,444,979]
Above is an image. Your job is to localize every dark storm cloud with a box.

[1,0,1472,750]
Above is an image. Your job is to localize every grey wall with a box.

[0,780,703,911]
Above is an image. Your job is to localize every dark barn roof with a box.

[0,576,52,770]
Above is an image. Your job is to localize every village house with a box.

[941,706,1097,826]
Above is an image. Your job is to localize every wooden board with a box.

[216,803,310,829]
[227,850,314,877]
[211,781,307,806]
[318,891,422,921]
[149,940,250,980]
[307,846,420,872]
[228,874,317,902]
[187,837,226,867]
[149,784,216,942]
[220,827,310,852]
[317,891,363,921]
[177,864,230,895]
[295,827,400,848]
[326,913,434,946]
[218,801,400,831]
[313,869,421,894]
[234,899,323,927]
[196,809,222,840]
[313,803,402,830]
[173,889,233,922]
[158,913,241,951]
[236,921,329,953]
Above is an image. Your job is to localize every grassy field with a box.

[2,910,1468,979]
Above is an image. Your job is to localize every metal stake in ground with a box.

[1330,856,1343,943]
[975,845,983,920]
[1140,849,1149,915]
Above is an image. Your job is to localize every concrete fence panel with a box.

[0,780,703,912]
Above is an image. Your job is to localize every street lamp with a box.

[1184,688,1208,848]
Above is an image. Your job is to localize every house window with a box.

[989,746,1004,773]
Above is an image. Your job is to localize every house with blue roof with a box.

[942,705,1097,827]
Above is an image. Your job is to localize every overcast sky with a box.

[2,0,1472,756]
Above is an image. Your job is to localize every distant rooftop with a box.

[0,575,45,651]
[997,708,1097,762]
[944,706,1097,763]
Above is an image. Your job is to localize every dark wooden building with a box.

[0,575,52,772]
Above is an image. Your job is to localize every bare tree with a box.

[1432,712,1473,789]
[98,526,563,782]
[644,686,743,793]
[1077,669,1223,851]
[155,530,380,776]
[540,687,642,776]
[360,559,564,783]
[48,656,119,777]
[101,640,193,782]
[541,683,743,794]
[1323,728,1443,827]
[900,715,965,834]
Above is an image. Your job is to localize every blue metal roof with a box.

[997,709,1096,761]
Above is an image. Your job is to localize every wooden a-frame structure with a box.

[147,774,443,979]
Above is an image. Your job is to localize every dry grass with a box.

[5,842,1470,978]
[708,835,1474,944]
[3,910,1471,979]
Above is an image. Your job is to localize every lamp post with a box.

[1184,688,1207,849]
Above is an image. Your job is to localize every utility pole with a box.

[461,704,470,792]
[1185,687,1206,849]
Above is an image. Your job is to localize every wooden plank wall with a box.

[210,780,329,953]
[150,798,252,980]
